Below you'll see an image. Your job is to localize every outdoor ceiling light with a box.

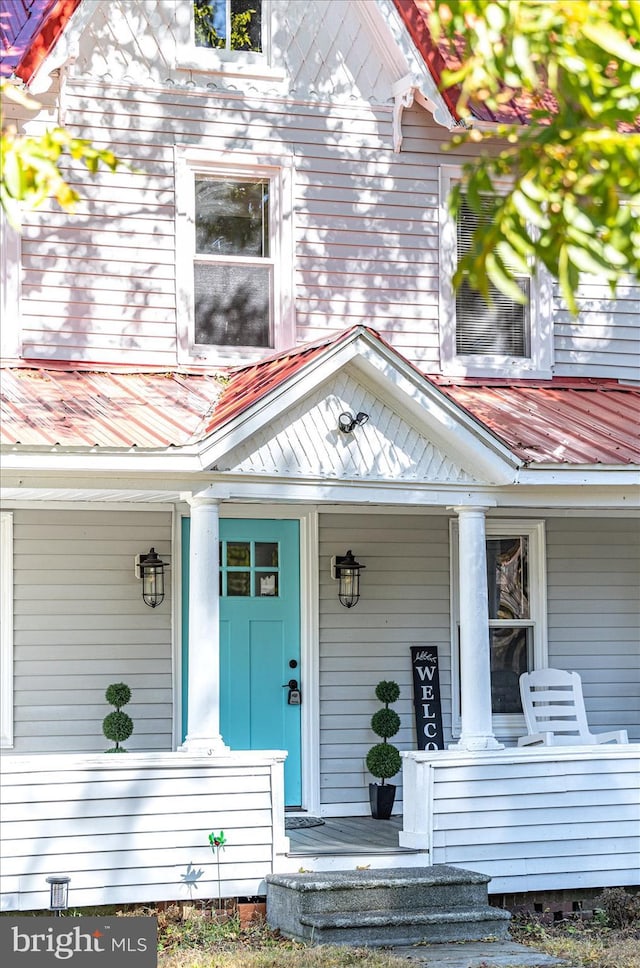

[46,875,70,915]
[331,549,366,608]
[338,411,369,434]
[135,547,166,608]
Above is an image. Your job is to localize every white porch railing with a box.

[0,751,289,912]
[400,746,640,894]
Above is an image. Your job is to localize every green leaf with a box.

[566,244,617,279]
[511,189,548,229]
[486,252,528,304]
[581,22,640,67]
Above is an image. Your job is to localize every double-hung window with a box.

[450,519,548,739]
[176,148,294,364]
[439,165,552,378]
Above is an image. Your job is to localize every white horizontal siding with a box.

[546,516,640,742]
[318,512,452,813]
[10,509,173,754]
[402,748,640,894]
[8,3,638,375]
[553,280,640,380]
[0,752,286,911]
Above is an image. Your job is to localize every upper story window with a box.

[194,0,262,52]
[439,166,553,378]
[194,177,271,348]
[177,0,284,81]
[176,147,294,365]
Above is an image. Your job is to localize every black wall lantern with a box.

[46,875,70,915]
[338,411,369,434]
[331,550,365,608]
[135,547,166,608]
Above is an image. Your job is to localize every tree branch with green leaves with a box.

[1,79,123,229]
[430,0,640,314]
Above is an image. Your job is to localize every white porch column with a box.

[453,506,503,751]
[180,496,229,754]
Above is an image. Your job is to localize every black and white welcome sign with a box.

[411,645,444,750]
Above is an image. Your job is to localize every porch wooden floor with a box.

[286,815,416,855]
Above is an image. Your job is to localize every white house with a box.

[0,0,638,914]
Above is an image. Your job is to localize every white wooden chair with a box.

[518,668,629,747]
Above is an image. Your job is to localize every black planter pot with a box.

[369,782,396,819]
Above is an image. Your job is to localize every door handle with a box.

[283,679,301,705]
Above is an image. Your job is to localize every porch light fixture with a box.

[135,547,166,608]
[331,550,366,608]
[338,411,369,434]
[46,875,70,915]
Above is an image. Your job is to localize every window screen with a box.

[456,195,530,358]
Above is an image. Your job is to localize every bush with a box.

[367,679,401,785]
[593,888,640,929]
[103,681,134,752]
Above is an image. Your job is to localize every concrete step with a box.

[299,907,511,946]
[266,865,511,947]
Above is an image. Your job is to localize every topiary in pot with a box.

[103,682,134,752]
[366,679,401,819]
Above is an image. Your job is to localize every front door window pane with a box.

[226,542,250,566]
[227,572,251,596]
[256,572,278,596]
[255,542,278,567]
[220,540,281,597]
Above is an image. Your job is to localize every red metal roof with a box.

[0,367,224,448]
[436,377,640,465]
[392,0,557,125]
[0,0,80,81]
[204,327,364,435]
[2,332,639,467]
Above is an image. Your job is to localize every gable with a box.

[213,365,480,484]
[61,0,404,103]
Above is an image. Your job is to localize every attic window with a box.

[194,0,262,52]
[178,0,284,80]
[439,165,552,379]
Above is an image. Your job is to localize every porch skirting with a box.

[400,745,640,895]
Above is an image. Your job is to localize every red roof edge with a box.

[391,0,462,122]
[15,0,81,84]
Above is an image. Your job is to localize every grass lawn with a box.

[150,888,640,968]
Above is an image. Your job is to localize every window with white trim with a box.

[439,165,553,378]
[176,148,294,364]
[1,512,14,748]
[195,0,262,52]
[450,519,548,739]
[176,1,284,81]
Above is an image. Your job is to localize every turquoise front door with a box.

[219,519,301,806]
